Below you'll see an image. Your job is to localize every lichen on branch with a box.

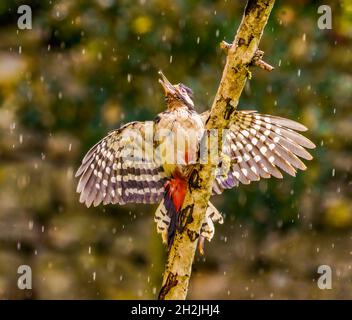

[159,0,276,300]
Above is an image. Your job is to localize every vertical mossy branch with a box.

[158,0,276,300]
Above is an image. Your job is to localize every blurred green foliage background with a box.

[0,0,351,299]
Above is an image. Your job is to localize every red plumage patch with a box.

[165,170,187,213]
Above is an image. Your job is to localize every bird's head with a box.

[158,71,194,110]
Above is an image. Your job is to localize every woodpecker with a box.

[76,71,315,253]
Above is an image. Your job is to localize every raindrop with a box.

[19,46,22,54]
[92,272,96,281]
[196,36,200,44]
[88,246,92,254]
[332,168,335,177]
[127,74,132,83]
[169,55,173,64]
[297,69,301,77]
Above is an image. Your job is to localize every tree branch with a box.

[158,0,276,300]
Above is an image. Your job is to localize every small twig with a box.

[222,43,274,72]
[220,40,232,53]
[251,49,274,71]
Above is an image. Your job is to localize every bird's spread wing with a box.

[210,110,316,194]
[75,121,167,207]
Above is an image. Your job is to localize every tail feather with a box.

[154,199,171,245]
[200,202,223,242]
[154,199,223,249]
[164,195,177,247]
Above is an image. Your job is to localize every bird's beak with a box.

[158,71,176,95]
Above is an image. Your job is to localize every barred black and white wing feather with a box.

[210,110,316,194]
[76,121,167,207]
